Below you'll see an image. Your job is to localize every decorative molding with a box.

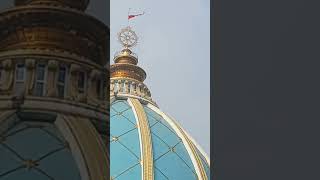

[55,114,108,180]
[147,103,209,180]
[47,60,58,97]
[0,59,14,93]
[111,78,153,103]
[128,98,154,180]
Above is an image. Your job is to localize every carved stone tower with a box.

[0,0,109,179]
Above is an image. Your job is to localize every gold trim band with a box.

[129,98,154,180]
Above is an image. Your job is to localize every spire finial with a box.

[118,26,138,49]
[110,26,155,104]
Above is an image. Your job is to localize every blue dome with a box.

[110,97,210,180]
[110,27,210,179]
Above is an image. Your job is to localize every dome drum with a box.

[110,78,154,104]
[0,5,109,66]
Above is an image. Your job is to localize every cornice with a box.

[0,49,107,71]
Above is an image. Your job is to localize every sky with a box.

[111,0,211,155]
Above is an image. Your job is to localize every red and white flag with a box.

[128,12,145,20]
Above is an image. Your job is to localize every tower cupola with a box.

[110,26,154,104]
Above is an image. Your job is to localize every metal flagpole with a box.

[127,8,131,27]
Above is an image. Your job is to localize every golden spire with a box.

[111,26,146,82]
[110,26,155,104]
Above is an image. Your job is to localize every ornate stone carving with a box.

[110,77,155,104]
[0,59,14,94]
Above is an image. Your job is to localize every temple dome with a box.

[110,27,210,180]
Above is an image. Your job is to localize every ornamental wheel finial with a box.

[118,26,138,48]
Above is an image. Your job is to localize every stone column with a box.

[67,64,81,101]
[47,60,58,97]
[88,69,100,104]
[0,60,14,94]
[25,59,35,95]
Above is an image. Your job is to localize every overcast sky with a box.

[111,0,210,155]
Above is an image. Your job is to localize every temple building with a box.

[110,26,210,180]
[0,0,109,179]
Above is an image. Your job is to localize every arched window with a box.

[77,71,86,94]
[34,63,47,96]
[14,63,26,95]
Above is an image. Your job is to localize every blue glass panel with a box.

[110,112,136,138]
[112,100,131,113]
[0,145,21,174]
[151,133,171,160]
[110,142,139,176]
[110,107,117,117]
[110,100,142,180]
[1,169,48,180]
[115,163,141,180]
[0,120,81,180]
[154,167,170,180]
[151,122,181,147]
[155,150,197,179]
[39,149,81,180]
[143,105,197,180]
[175,142,196,172]
[118,129,140,157]
[5,127,62,160]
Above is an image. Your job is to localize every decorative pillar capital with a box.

[25,59,36,69]
[48,60,58,71]
[70,64,81,75]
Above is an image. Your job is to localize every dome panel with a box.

[1,169,47,180]
[150,133,172,160]
[110,141,140,178]
[0,145,21,175]
[110,98,210,180]
[5,125,62,159]
[0,119,81,180]
[39,149,82,180]
[143,105,198,180]
[155,150,197,179]
[115,163,141,180]
[110,100,142,180]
